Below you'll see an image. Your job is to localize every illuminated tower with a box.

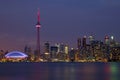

[36,9,41,58]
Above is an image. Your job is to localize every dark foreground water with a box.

[0,62,120,80]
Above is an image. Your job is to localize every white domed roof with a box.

[5,51,28,58]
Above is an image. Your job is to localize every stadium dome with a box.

[5,51,28,58]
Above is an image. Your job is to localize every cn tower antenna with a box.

[37,8,40,23]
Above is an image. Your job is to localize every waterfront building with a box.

[55,43,68,61]
[43,42,50,61]
[110,46,120,61]
[50,46,58,60]
[24,45,33,61]
[44,41,50,53]
[69,48,75,62]
[24,45,32,55]
[5,51,28,62]
[65,45,69,54]
[55,43,66,53]
[0,50,4,61]
[90,40,101,60]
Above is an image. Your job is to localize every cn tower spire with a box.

[36,8,41,59]
[37,8,40,24]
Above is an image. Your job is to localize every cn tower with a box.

[36,9,41,58]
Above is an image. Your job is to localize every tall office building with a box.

[44,41,50,53]
[59,43,65,53]
[55,43,67,53]
[50,46,58,59]
[65,45,69,54]
[82,36,87,47]
[105,35,109,45]
[77,38,81,50]
[88,35,94,44]
[69,48,75,62]
[24,45,32,55]
[55,43,60,53]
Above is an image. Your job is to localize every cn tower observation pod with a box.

[5,51,28,62]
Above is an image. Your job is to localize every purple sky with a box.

[0,0,120,51]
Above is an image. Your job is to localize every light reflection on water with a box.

[0,62,120,80]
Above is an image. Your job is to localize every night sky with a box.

[0,0,120,51]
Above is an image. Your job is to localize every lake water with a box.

[0,62,120,80]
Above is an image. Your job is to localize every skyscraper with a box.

[24,45,32,56]
[88,35,94,44]
[44,42,50,61]
[50,46,58,59]
[77,38,81,50]
[36,9,41,59]
[105,35,109,45]
[44,41,50,54]
[82,36,87,47]
[65,45,69,54]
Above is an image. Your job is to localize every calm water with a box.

[0,62,120,80]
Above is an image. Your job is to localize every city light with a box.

[0,9,120,63]
[111,36,114,40]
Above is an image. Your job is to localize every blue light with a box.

[5,51,28,58]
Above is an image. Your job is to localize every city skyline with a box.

[0,0,120,51]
